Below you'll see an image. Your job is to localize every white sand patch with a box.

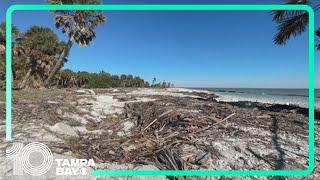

[63,112,88,124]
[75,89,95,95]
[209,139,276,170]
[134,97,157,102]
[235,125,272,137]
[88,95,125,119]
[122,121,135,132]
[73,126,104,135]
[209,140,251,169]
[128,88,201,98]
[50,122,79,137]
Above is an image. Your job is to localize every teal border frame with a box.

[5,4,315,177]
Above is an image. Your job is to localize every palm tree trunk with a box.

[44,37,73,87]
[19,68,32,89]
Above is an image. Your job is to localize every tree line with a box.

[55,69,173,89]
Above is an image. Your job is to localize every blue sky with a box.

[0,0,319,88]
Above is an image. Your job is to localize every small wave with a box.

[218,90,226,92]
[227,90,237,93]
[267,93,308,98]
[287,94,308,97]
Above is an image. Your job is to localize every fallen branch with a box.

[206,113,236,128]
[194,113,236,134]
[143,110,173,131]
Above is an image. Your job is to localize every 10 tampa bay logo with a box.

[6,142,53,176]
[6,142,95,176]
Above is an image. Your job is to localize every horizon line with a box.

[178,86,319,89]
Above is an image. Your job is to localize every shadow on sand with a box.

[272,117,286,180]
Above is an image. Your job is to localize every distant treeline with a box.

[55,69,173,89]
[0,23,172,89]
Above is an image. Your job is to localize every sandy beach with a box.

[0,88,319,179]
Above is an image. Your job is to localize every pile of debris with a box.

[56,91,316,174]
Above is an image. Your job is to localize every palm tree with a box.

[0,22,21,52]
[44,0,106,87]
[17,26,65,88]
[0,22,22,61]
[120,74,127,87]
[0,22,23,89]
[152,77,157,86]
[272,0,320,48]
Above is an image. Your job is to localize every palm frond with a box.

[316,28,320,50]
[272,0,310,45]
[47,0,106,46]
[316,28,320,37]
[272,10,306,22]
[272,0,308,19]
[274,13,308,45]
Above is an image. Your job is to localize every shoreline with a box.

[1,87,317,109]
[169,87,320,119]
[173,87,318,109]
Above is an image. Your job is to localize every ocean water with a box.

[200,88,320,108]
